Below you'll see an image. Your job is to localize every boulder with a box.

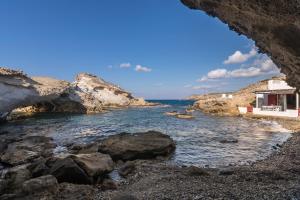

[28,158,50,178]
[0,136,56,166]
[70,142,99,154]
[49,157,92,184]
[70,153,114,177]
[22,175,58,194]
[0,179,8,194]
[1,149,39,166]
[118,161,136,177]
[100,178,118,190]
[98,131,176,161]
[2,164,31,193]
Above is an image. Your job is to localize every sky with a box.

[0,0,280,99]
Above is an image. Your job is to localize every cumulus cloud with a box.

[199,56,279,81]
[207,69,228,79]
[224,48,257,64]
[198,69,227,82]
[135,65,152,72]
[120,63,131,68]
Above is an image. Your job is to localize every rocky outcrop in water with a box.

[98,131,176,161]
[0,67,153,121]
[181,0,300,90]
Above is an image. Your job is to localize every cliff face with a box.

[70,73,134,112]
[181,0,300,89]
[0,67,150,121]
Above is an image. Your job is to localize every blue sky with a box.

[0,0,280,99]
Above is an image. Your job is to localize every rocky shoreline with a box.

[1,126,300,199]
[0,131,176,199]
[98,132,300,199]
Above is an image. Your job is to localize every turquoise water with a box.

[0,100,291,168]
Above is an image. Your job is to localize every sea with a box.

[0,100,291,168]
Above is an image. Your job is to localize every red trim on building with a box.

[247,106,253,113]
[268,94,278,106]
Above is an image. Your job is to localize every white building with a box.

[239,80,299,118]
[222,93,233,99]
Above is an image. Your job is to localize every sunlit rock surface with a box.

[181,0,300,89]
[71,73,134,112]
[0,67,70,121]
[0,67,151,121]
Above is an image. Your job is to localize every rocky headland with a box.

[0,67,156,122]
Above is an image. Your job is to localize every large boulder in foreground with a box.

[49,157,93,184]
[70,153,114,177]
[98,131,176,161]
[22,175,58,194]
[49,153,114,184]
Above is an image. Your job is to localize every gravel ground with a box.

[96,132,300,200]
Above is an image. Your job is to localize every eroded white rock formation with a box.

[0,67,152,122]
[0,68,70,121]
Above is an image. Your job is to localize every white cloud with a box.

[197,77,208,82]
[229,67,261,77]
[198,56,279,81]
[207,69,228,79]
[255,57,278,73]
[120,63,131,68]
[135,65,152,72]
[224,48,257,64]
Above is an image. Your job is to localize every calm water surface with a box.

[0,100,291,168]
